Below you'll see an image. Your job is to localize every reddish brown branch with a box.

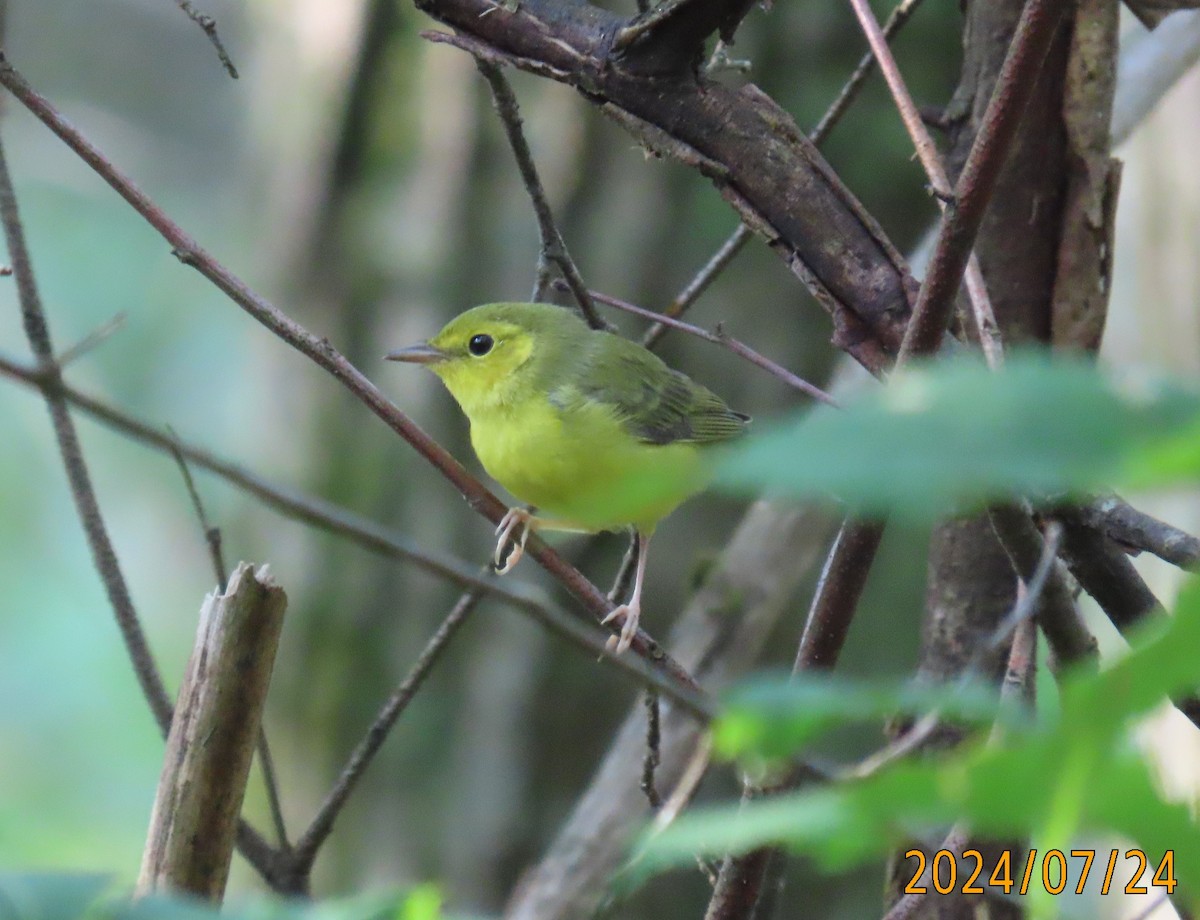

[411,0,916,375]
[0,55,707,705]
[0,132,174,736]
[899,0,1072,360]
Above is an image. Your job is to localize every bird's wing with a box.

[550,334,749,446]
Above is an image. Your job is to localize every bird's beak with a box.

[385,342,447,365]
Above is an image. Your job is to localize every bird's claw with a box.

[602,602,640,655]
[494,508,533,574]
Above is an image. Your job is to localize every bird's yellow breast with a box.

[468,396,708,533]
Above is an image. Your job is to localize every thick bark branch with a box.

[137,564,287,901]
[417,0,916,375]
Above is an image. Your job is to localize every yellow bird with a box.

[387,302,748,652]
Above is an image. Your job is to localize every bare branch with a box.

[811,0,928,145]
[1077,496,1200,570]
[641,692,662,809]
[988,504,1098,669]
[0,131,174,735]
[641,225,751,349]
[410,0,916,375]
[291,586,483,874]
[898,0,1072,360]
[474,59,605,329]
[793,518,886,671]
[579,286,839,406]
[641,0,930,353]
[0,56,708,701]
[847,0,1004,369]
[166,426,228,592]
[172,0,239,78]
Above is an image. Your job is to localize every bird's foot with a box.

[602,601,641,655]
[494,507,534,574]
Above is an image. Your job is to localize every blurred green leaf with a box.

[642,578,1200,906]
[0,872,113,920]
[0,873,441,920]
[714,673,1022,761]
[716,354,1200,519]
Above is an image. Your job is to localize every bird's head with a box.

[387,302,586,414]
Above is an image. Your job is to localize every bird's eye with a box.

[468,334,494,357]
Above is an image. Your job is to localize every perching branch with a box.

[137,563,286,901]
[474,59,605,328]
[0,55,708,704]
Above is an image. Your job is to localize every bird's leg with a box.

[494,507,535,574]
[603,530,650,654]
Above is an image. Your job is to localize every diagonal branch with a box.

[475,59,605,328]
[171,0,239,79]
[409,0,916,375]
[847,0,1004,369]
[0,55,708,705]
[0,132,174,736]
[898,0,1072,360]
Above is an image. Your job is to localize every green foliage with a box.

[0,874,445,920]
[639,579,1200,911]
[716,353,1200,519]
[714,673,1024,763]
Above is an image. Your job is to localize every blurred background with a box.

[0,1,1196,917]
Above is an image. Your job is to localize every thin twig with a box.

[576,285,838,406]
[847,0,1004,368]
[166,428,290,849]
[291,587,483,872]
[166,425,229,592]
[255,728,290,852]
[811,0,927,145]
[173,0,239,79]
[898,0,1070,360]
[644,0,928,354]
[792,518,887,671]
[0,57,707,701]
[55,312,127,369]
[641,691,662,809]
[0,136,288,889]
[641,226,752,349]
[976,520,1063,664]
[989,504,1098,669]
[0,352,715,720]
[474,59,606,329]
[0,349,544,607]
[0,132,174,735]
